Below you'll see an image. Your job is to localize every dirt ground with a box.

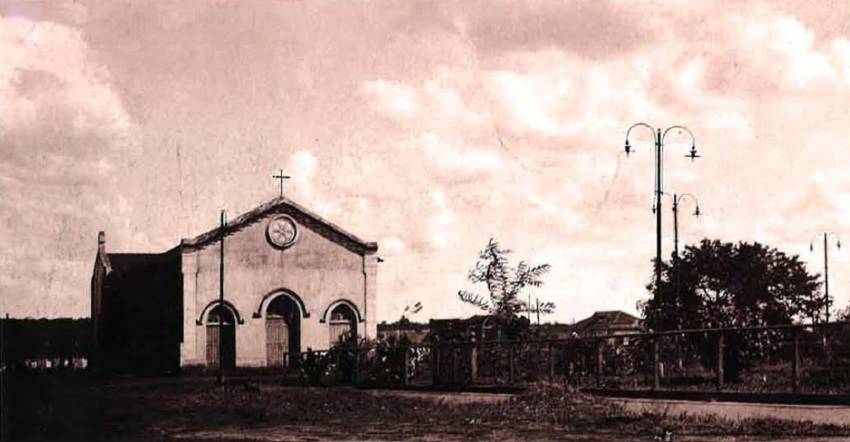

[3,371,849,442]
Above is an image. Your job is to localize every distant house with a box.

[429,315,489,341]
[429,315,530,341]
[537,311,644,341]
[571,311,644,337]
[378,317,429,344]
[536,323,573,340]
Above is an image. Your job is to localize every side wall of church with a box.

[180,211,377,368]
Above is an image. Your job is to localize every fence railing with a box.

[285,321,850,395]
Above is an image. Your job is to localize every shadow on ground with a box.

[3,371,849,442]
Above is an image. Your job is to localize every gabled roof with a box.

[180,196,379,254]
[108,253,162,274]
[106,247,181,277]
[573,310,643,331]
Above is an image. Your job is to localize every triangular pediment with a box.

[180,196,378,255]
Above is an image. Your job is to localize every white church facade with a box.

[91,196,379,373]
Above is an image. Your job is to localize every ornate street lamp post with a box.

[624,124,700,331]
[672,193,701,260]
[671,193,700,328]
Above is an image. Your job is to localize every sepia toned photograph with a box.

[1,1,849,441]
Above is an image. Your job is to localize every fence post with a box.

[403,346,410,387]
[508,344,516,385]
[538,343,544,380]
[716,333,725,390]
[470,337,478,385]
[596,340,603,388]
[792,328,800,394]
[334,350,342,383]
[548,341,555,381]
[652,336,661,391]
[354,348,361,387]
[451,343,459,385]
[431,344,439,386]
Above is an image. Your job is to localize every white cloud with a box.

[831,38,850,86]
[361,79,420,119]
[362,71,491,131]
[289,150,318,183]
[774,17,837,87]
[430,188,456,249]
[380,236,406,254]
[423,76,489,126]
[738,15,842,90]
[487,69,573,137]
[0,16,133,139]
[284,150,342,217]
[419,132,503,172]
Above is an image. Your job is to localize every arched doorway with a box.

[206,305,236,369]
[266,295,301,367]
[328,304,357,346]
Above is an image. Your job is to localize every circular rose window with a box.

[266,215,298,249]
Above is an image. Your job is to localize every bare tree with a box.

[457,238,553,321]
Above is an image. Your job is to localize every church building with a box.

[91,196,379,374]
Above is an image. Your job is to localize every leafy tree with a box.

[457,238,553,322]
[641,239,823,380]
[643,239,822,330]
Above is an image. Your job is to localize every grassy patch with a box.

[3,372,849,441]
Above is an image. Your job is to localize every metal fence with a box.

[286,321,850,395]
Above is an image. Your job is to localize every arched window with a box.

[208,305,235,324]
[330,305,355,322]
[329,304,357,346]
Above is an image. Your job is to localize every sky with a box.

[1,0,850,323]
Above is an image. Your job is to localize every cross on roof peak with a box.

[272,169,290,197]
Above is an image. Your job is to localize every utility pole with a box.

[810,232,840,324]
[218,209,226,386]
[536,298,541,326]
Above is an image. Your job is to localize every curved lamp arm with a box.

[662,125,696,145]
[828,232,841,248]
[676,193,701,216]
[625,123,660,210]
[810,232,842,252]
[624,122,657,156]
[663,125,700,162]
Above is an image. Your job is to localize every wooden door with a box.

[266,317,289,367]
[207,324,220,366]
[221,323,236,369]
[207,323,236,369]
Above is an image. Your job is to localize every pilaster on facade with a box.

[363,254,379,339]
[180,251,199,366]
